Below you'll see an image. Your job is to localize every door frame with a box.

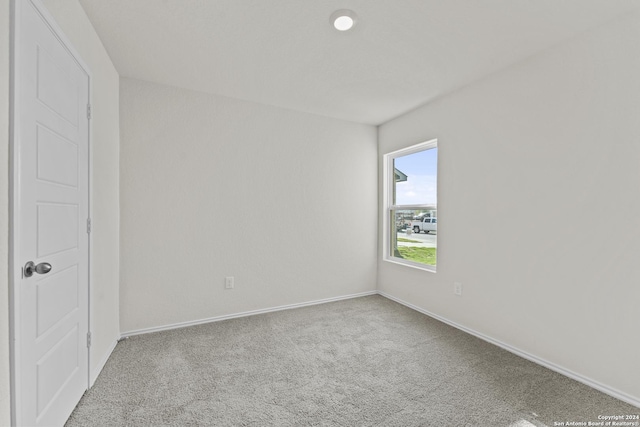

[9,0,93,425]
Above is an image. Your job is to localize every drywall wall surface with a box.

[119,78,378,332]
[40,0,121,380]
[378,13,640,403]
[0,0,10,423]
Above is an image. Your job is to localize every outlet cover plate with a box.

[454,282,463,296]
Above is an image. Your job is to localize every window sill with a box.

[383,257,436,273]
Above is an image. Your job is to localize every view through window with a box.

[386,140,438,271]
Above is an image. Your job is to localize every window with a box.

[383,139,438,272]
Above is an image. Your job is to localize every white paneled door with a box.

[14,1,90,426]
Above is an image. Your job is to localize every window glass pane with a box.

[390,209,437,267]
[392,148,437,206]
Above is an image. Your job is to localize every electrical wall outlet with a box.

[225,276,234,289]
[454,282,463,296]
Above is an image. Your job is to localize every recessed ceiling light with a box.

[331,9,357,32]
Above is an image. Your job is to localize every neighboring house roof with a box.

[394,168,408,182]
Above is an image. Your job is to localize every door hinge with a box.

[87,104,92,120]
[86,218,92,234]
[86,332,92,348]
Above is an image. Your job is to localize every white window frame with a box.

[382,139,438,272]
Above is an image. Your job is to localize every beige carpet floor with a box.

[66,295,638,426]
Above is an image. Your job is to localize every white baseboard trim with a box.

[90,337,118,387]
[378,291,640,409]
[121,290,378,338]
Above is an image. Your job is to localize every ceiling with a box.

[78,0,639,125]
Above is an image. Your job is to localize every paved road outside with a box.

[397,230,437,248]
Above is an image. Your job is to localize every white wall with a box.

[1,0,11,422]
[378,13,640,404]
[119,78,378,333]
[32,0,121,383]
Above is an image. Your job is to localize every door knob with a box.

[24,261,52,278]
